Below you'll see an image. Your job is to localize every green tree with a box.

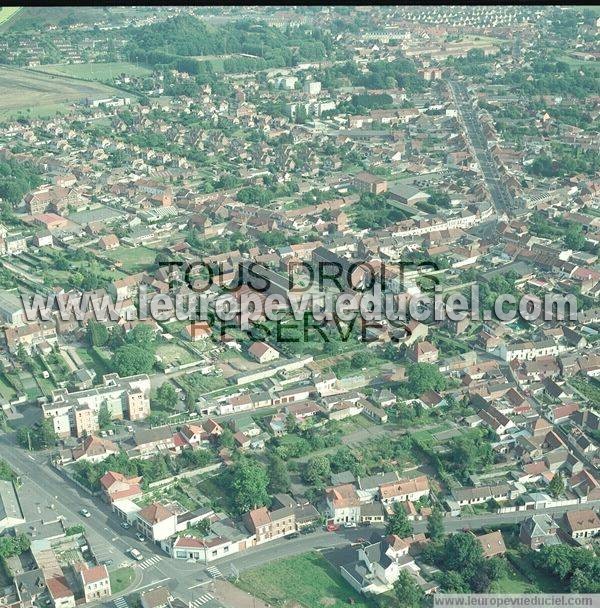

[218,428,235,449]
[98,404,112,430]
[125,324,156,348]
[155,383,178,411]
[113,344,155,376]
[386,502,413,537]
[406,363,446,395]
[231,458,270,514]
[440,532,484,575]
[427,506,445,541]
[16,419,57,450]
[0,458,15,481]
[548,472,565,498]
[87,320,109,347]
[302,456,331,487]
[394,569,424,608]
[267,453,291,494]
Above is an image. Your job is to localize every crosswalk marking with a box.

[190,594,213,607]
[114,597,128,608]
[138,555,162,569]
[206,565,222,579]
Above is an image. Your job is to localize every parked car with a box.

[326,523,339,532]
[102,559,113,567]
[79,509,91,518]
[136,532,145,542]
[121,521,131,529]
[128,548,143,561]
[285,532,300,540]
[344,522,357,529]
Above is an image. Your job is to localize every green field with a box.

[0,7,22,25]
[236,553,375,608]
[38,62,152,82]
[0,65,123,119]
[103,245,157,273]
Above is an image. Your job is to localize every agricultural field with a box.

[236,553,375,608]
[0,66,123,119]
[37,62,152,82]
[0,7,22,26]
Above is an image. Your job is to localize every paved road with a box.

[448,79,517,218]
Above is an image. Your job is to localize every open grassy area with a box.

[0,7,22,26]
[492,562,537,593]
[0,65,123,119]
[236,552,375,608]
[0,375,17,402]
[156,343,199,367]
[506,550,566,593]
[109,566,135,594]
[103,245,157,273]
[36,62,152,82]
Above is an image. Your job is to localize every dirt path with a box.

[214,580,272,608]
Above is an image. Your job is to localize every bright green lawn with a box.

[104,245,157,273]
[109,566,135,594]
[36,62,151,81]
[0,7,21,25]
[236,552,375,608]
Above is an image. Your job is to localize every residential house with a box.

[71,435,118,463]
[519,514,560,550]
[325,484,362,525]
[46,576,75,608]
[248,341,280,363]
[100,471,143,504]
[75,563,111,603]
[408,341,439,364]
[475,530,507,558]
[243,505,295,545]
[562,509,600,541]
[379,476,430,508]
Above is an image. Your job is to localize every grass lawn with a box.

[0,7,22,25]
[76,346,109,378]
[0,375,17,402]
[37,62,152,81]
[109,567,135,594]
[507,550,565,593]
[104,245,157,273]
[236,552,375,608]
[156,343,198,367]
[492,562,537,593]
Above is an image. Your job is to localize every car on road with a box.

[102,559,113,566]
[326,523,340,532]
[285,532,300,540]
[136,532,146,542]
[121,521,131,529]
[128,548,143,561]
[79,509,91,518]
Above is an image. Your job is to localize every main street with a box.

[447,79,517,217]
